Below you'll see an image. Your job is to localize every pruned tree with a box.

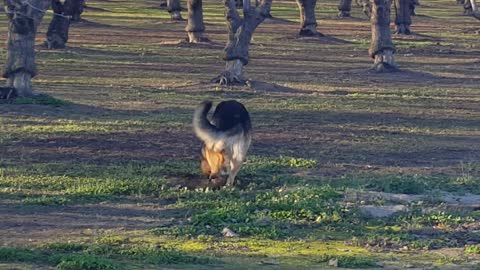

[45,0,70,49]
[338,0,353,17]
[212,0,272,85]
[3,0,51,97]
[296,0,321,36]
[394,0,412,34]
[369,0,398,72]
[186,0,208,42]
[64,0,84,22]
[167,0,183,20]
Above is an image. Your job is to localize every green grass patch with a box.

[55,254,118,270]
[0,247,48,264]
[22,195,72,205]
[465,245,480,255]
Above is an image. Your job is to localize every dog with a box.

[193,100,252,186]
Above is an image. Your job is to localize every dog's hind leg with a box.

[226,160,242,186]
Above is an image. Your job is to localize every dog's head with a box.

[201,146,228,185]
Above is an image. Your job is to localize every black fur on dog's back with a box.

[193,100,251,146]
[212,100,251,133]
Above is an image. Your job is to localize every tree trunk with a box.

[471,0,480,18]
[212,0,272,85]
[296,0,321,36]
[3,0,51,97]
[360,0,372,17]
[338,0,352,17]
[45,0,71,49]
[64,0,84,22]
[394,0,412,34]
[186,0,207,42]
[464,0,473,14]
[369,0,398,72]
[167,0,183,20]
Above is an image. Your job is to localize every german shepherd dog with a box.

[193,100,252,186]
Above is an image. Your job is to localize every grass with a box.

[0,0,479,269]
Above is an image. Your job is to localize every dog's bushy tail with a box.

[193,101,226,145]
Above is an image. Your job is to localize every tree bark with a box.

[167,0,183,20]
[296,0,321,36]
[361,0,372,17]
[394,0,412,34]
[471,0,480,18]
[186,0,208,42]
[338,0,352,17]
[212,0,272,85]
[464,0,473,14]
[45,0,71,49]
[369,0,398,72]
[3,0,51,97]
[64,0,84,22]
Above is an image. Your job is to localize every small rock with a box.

[359,205,407,218]
[328,258,338,267]
[222,227,239,238]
